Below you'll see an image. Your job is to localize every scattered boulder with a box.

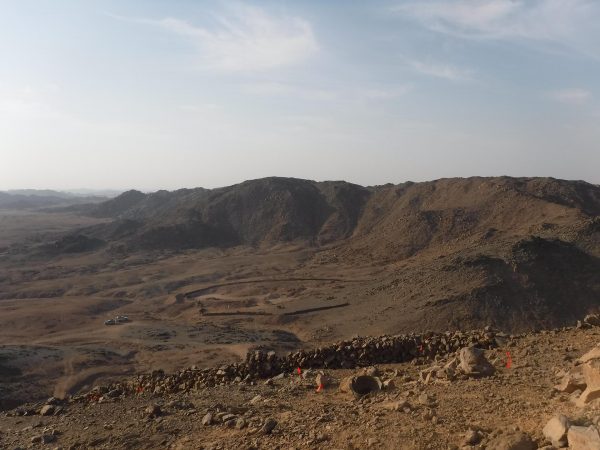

[340,375,382,397]
[567,425,600,450]
[543,414,570,447]
[459,346,495,377]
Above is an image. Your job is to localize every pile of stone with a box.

[201,408,278,435]
[555,343,600,407]
[7,396,66,417]
[74,329,499,402]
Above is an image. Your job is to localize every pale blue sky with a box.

[1,0,599,190]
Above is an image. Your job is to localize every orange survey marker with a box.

[505,351,512,369]
[297,367,302,376]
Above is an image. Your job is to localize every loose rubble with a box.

[3,320,600,449]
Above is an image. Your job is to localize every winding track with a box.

[183,277,367,299]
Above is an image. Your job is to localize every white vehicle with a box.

[115,315,129,323]
[104,319,116,326]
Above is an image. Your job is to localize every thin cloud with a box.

[548,88,591,105]
[241,82,336,101]
[357,86,412,100]
[241,82,411,103]
[393,0,599,55]
[409,60,473,81]
[112,4,318,72]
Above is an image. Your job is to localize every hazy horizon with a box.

[2,173,600,195]
[2,0,599,190]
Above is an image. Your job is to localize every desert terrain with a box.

[0,176,598,448]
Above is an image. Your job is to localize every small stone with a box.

[220,413,236,423]
[377,400,408,411]
[249,395,262,405]
[383,379,396,390]
[145,404,161,417]
[202,413,213,426]
[418,393,435,406]
[39,405,55,416]
[315,373,330,389]
[463,428,482,446]
[42,434,57,444]
[262,418,277,434]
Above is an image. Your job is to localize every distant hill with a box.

[80,178,371,249]
[38,176,600,331]
[0,190,109,210]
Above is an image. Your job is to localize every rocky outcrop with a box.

[555,342,600,407]
[567,425,600,450]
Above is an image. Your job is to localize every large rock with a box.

[578,360,600,406]
[580,345,600,364]
[556,365,587,393]
[486,431,535,450]
[567,425,600,450]
[459,346,495,377]
[542,414,570,447]
[339,375,382,397]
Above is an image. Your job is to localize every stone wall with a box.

[79,329,501,400]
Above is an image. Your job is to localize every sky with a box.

[1,0,599,191]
